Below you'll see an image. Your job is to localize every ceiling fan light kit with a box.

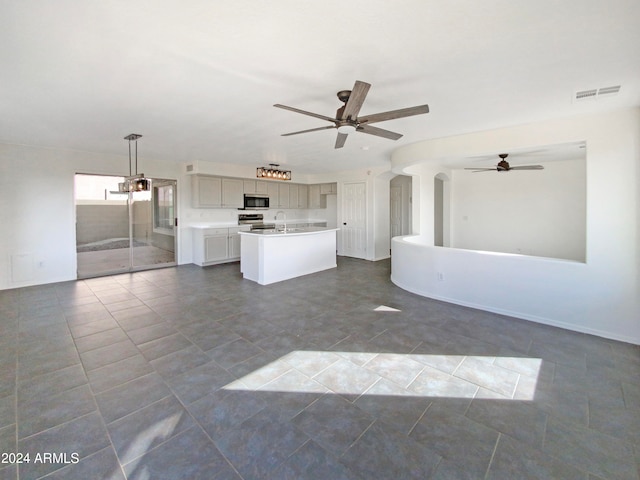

[257,164,291,181]
[465,153,544,173]
[275,80,429,149]
[337,124,357,134]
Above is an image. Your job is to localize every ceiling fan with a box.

[274,80,429,149]
[465,153,544,172]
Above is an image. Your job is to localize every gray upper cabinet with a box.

[192,175,222,208]
[289,184,308,209]
[256,181,268,194]
[277,183,290,208]
[308,184,322,209]
[289,184,299,208]
[297,184,308,208]
[243,180,269,194]
[192,175,332,210]
[320,183,337,194]
[221,178,243,208]
[243,180,256,193]
[267,182,279,206]
[192,175,242,208]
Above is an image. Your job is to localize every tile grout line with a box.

[483,432,501,479]
[407,401,432,437]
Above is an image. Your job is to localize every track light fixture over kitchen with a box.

[256,164,291,181]
[120,133,150,192]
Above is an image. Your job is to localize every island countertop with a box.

[239,226,338,236]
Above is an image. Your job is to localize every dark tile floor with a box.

[1,257,639,479]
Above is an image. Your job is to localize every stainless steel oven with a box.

[238,213,274,230]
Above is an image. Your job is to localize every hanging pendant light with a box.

[122,133,150,192]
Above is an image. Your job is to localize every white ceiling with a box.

[2,1,638,174]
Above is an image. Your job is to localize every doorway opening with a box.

[75,174,177,278]
[390,175,412,240]
[434,173,450,247]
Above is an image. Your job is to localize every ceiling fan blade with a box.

[509,165,544,170]
[274,104,337,123]
[357,124,403,141]
[341,80,371,120]
[335,132,348,149]
[464,168,496,172]
[281,125,336,137]
[358,104,429,124]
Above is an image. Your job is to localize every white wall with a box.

[451,157,586,261]
[0,143,180,290]
[390,108,640,344]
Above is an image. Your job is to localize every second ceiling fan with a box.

[465,153,544,172]
[274,80,429,149]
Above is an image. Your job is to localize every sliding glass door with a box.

[75,174,177,278]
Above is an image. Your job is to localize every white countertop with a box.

[188,223,240,229]
[240,227,338,236]
[188,219,328,229]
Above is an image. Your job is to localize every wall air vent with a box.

[574,85,621,102]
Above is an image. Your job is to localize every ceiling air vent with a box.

[574,85,621,102]
[598,85,621,96]
[575,89,597,101]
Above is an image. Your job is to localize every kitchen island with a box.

[239,227,338,285]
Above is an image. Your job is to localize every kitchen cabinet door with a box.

[277,183,290,208]
[204,235,228,262]
[308,184,323,209]
[255,181,268,194]
[222,178,243,208]
[289,185,299,208]
[228,226,249,259]
[320,183,337,194]
[267,182,279,206]
[297,184,308,208]
[192,176,222,208]
[243,180,256,193]
[243,180,268,194]
[228,233,241,259]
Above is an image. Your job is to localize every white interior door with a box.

[341,182,367,259]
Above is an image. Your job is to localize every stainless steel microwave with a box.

[243,194,269,210]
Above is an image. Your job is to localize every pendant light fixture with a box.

[256,163,291,181]
[119,133,150,192]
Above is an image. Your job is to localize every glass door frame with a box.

[129,178,178,273]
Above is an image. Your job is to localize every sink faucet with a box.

[275,211,287,232]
